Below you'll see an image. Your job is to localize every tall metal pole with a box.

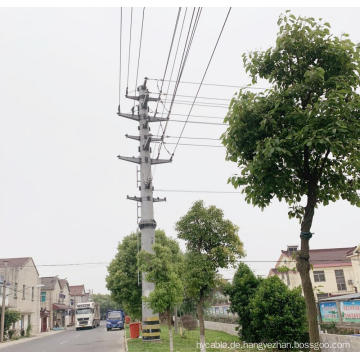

[0,261,8,342]
[118,77,170,341]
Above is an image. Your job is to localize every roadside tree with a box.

[224,262,261,340]
[222,12,360,345]
[176,200,245,352]
[138,230,183,352]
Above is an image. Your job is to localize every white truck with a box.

[75,301,100,330]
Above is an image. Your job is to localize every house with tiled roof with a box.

[269,244,360,301]
[0,257,41,335]
[69,284,90,324]
[40,276,72,330]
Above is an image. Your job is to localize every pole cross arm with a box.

[118,113,141,121]
[126,134,141,141]
[117,155,141,164]
[118,113,168,123]
[127,195,142,202]
[126,95,140,101]
[153,197,166,202]
[151,158,172,165]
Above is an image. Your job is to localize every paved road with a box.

[0,321,125,352]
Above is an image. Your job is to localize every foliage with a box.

[26,323,32,337]
[0,309,21,334]
[224,263,262,340]
[138,230,184,316]
[91,293,122,319]
[221,11,360,346]
[222,11,360,214]
[247,276,308,347]
[106,232,142,320]
[176,200,245,351]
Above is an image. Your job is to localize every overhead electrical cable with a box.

[126,7,133,92]
[156,7,202,159]
[153,7,182,117]
[153,8,189,158]
[134,7,145,102]
[171,7,232,160]
[118,7,123,112]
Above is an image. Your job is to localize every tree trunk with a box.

[167,310,174,352]
[296,191,321,351]
[197,298,206,352]
[174,306,178,334]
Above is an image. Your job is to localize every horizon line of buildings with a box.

[0,257,92,336]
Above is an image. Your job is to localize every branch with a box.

[317,148,330,180]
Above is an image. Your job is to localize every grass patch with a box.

[125,324,260,352]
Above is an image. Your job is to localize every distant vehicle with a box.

[75,302,100,330]
[106,310,125,331]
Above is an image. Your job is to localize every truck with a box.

[75,301,100,330]
[106,309,125,331]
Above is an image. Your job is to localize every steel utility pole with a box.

[0,261,8,343]
[118,77,170,341]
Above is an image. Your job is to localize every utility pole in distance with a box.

[0,261,8,343]
[118,77,170,341]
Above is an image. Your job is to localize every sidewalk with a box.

[0,328,69,349]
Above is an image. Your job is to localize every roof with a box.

[69,285,85,296]
[40,276,60,291]
[281,246,356,268]
[59,279,69,291]
[320,293,360,302]
[53,303,72,311]
[0,257,39,276]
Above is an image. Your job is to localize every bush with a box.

[247,276,308,348]
[181,315,197,330]
[7,329,16,339]
[26,323,32,337]
[0,309,21,333]
[224,263,261,339]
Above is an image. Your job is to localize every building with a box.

[270,245,360,300]
[69,284,90,324]
[0,257,41,335]
[40,276,72,330]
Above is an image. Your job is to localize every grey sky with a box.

[0,7,359,293]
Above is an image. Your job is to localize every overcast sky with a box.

[0,7,359,293]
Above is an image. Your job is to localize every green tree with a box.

[176,200,245,352]
[106,232,142,320]
[91,293,122,319]
[222,12,360,346]
[0,309,21,335]
[224,263,261,340]
[138,230,183,352]
[248,276,308,349]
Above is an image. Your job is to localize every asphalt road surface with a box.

[0,321,125,352]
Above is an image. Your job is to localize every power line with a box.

[154,7,182,117]
[165,135,221,141]
[171,113,224,119]
[164,142,223,148]
[157,7,202,159]
[149,78,268,90]
[154,8,189,159]
[134,7,145,101]
[154,189,239,194]
[169,119,226,125]
[118,8,123,112]
[171,7,232,160]
[126,7,133,92]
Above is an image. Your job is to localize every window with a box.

[314,271,326,282]
[14,283,17,299]
[22,285,26,300]
[41,291,46,302]
[335,269,347,291]
[31,287,34,301]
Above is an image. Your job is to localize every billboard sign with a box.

[319,301,339,322]
[340,300,360,323]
